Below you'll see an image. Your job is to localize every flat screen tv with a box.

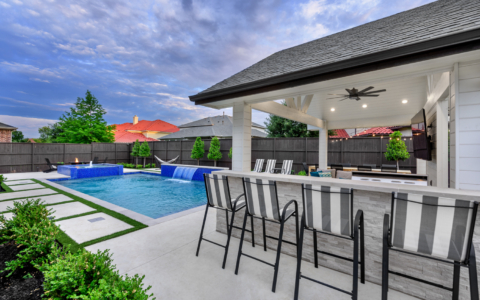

[411,108,432,161]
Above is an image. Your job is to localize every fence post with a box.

[63,144,66,164]
[180,140,183,164]
[166,141,168,162]
[31,143,34,172]
[115,143,117,164]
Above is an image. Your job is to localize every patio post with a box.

[436,98,449,188]
[318,122,328,169]
[232,102,252,172]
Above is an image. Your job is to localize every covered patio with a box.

[189,1,480,299]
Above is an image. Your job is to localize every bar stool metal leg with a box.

[313,230,318,268]
[382,214,389,300]
[263,218,267,251]
[453,262,461,300]
[196,204,210,257]
[271,218,285,292]
[251,215,255,247]
[235,211,249,275]
[222,208,237,269]
[360,214,365,284]
[469,243,479,300]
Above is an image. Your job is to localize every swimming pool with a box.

[53,173,207,219]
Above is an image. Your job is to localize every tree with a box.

[191,137,205,165]
[208,137,222,167]
[385,131,410,169]
[12,131,28,143]
[264,102,321,138]
[131,140,141,165]
[139,141,151,167]
[228,147,232,159]
[38,123,63,143]
[56,90,115,144]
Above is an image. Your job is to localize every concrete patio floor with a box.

[87,209,419,300]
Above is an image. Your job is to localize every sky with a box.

[0,0,436,138]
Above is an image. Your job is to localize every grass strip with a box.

[31,179,148,247]
[53,210,99,222]
[1,182,13,192]
[56,229,81,253]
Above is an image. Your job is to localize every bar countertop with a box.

[213,170,480,201]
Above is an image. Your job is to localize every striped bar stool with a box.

[382,192,479,300]
[294,185,365,300]
[235,177,299,293]
[196,174,255,269]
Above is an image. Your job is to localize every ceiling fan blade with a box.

[356,97,361,101]
[359,94,379,97]
[358,86,374,93]
[345,88,352,94]
[363,89,386,94]
[339,98,349,101]
[327,97,349,99]
[328,94,349,96]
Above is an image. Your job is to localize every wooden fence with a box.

[0,137,416,174]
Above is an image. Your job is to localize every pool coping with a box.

[38,171,206,227]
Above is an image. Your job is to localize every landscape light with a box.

[402,99,408,104]
[331,108,335,112]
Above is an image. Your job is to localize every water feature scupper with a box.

[172,167,198,180]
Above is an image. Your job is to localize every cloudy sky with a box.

[0,0,435,137]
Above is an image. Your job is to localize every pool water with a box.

[54,174,207,219]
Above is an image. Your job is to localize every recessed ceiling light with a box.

[331,108,335,111]
[362,104,367,108]
[402,99,408,104]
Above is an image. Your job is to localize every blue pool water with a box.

[53,173,207,219]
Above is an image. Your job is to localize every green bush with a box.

[0,198,59,276]
[0,174,6,185]
[117,163,125,166]
[145,163,151,168]
[37,248,154,299]
[124,164,135,168]
[136,164,143,169]
[57,162,64,165]
[297,170,307,176]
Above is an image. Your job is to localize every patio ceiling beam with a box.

[251,100,325,128]
[301,94,313,113]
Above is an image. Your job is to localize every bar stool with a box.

[196,173,255,269]
[294,185,365,300]
[382,192,479,300]
[235,177,299,293]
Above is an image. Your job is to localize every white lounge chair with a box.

[154,155,179,167]
[280,160,293,175]
[253,159,264,172]
[264,159,276,173]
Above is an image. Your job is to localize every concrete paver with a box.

[9,183,45,191]
[5,180,35,185]
[0,189,57,201]
[57,213,133,244]
[50,202,96,219]
[0,194,73,212]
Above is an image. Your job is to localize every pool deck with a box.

[0,171,419,299]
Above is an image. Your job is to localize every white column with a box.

[232,102,252,172]
[318,122,328,169]
[436,98,449,188]
[416,159,427,175]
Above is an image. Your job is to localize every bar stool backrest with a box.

[331,164,344,171]
[204,174,232,210]
[264,159,277,173]
[381,164,397,173]
[253,159,264,172]
[391,192,478,263]
[281,160,293,175]
[242,177,280,221]
[302,184,353,238]
[357,165,372,171]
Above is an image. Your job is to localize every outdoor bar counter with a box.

[213,170,480,300]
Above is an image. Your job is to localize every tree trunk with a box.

[397,160,399,170]
[197,159,200,166]
[214,160,217,167]
[143,157,146,168]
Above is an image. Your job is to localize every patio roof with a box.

[190,0,480,105]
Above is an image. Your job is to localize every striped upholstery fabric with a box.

[391,192,475,262]
[243,178,280,221]
[204,174,232,210]
[264,159,276,173]
[303,185,352,237]
[253,159,264,172]
[280,160,293,175]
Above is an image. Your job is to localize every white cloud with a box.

[301,0,327,19]
[1,61,61,78]
[28,9,39,16]
[0,2,11,8]
[0,115,56,138]
[156,93,188,100]
[30,78,50,83]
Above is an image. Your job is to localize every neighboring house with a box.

[113,115,179,143]
[354,126,412,138]
[159,115,267,140]
[329,129,349,139]
[0,122,17,142]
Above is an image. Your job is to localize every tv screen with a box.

[411,109,432,161]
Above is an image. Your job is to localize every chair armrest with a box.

[354,210,364,231]
[282,199,298,220]
[383,214,390,245]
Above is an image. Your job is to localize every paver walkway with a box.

[5,180,35,185]
[0,188,57,201]
[0,194,72,212]
[9,183,46,191]
[50,202,96,219]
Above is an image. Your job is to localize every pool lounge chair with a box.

[43,158,57,173]
[280,160,293,175]
[264,159,276,173]
[102,157,108,164]
[253,159,264,172]
[154,155,179,167]
[92,157,99,164]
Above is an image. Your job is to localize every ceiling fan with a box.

[328,86,386,101]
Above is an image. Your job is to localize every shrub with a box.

[37,248,155,300]
[57,162,64,165]
[145,163,151,168]
[152,163,155,168]
[139,141,151,167]
[228,147,232,159]
[136,164,143,169]
[297,170,307,176]
[124,164,135,168]
[0,174,6,185]
[131,140,141,165]
[385,131,410,169]
[0,198,59,276]
[191,137,204,165]
[117,163,125,166]
[207,137,222,167]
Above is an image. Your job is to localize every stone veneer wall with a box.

[0,129,13,143]
[216,177,480,300]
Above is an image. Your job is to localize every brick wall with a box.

[0,130,12,143]
[217,178,480,300]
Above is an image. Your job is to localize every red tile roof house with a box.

[0,122,18,142]
[354,125,412,137]
[112,115,179,143]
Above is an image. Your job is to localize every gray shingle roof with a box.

[0,122,17,130]
[160,115,267,139]
[199,0,480,95]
